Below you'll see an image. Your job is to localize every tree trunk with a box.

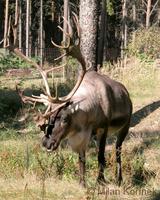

[19,0,22,50]
[79,0,99,71]
[62,0,69,80]
[13,0,19,46]
[97,0,106,69]
[0,1,4,45]
[29,0,32,56]
[51,1,55,21]
[3,0,9,48]
[63,0,69,44]
[146,0,152,28]
[158,5,160,26]
[26,0,30,56]
[121,0,127,59]
[132,0,136,45]
[40,0,43,67]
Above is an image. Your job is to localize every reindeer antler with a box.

[51,13,86,103]
[5,6,86,119]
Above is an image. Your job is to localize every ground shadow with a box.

[0,89,22,118]
[150,191,160,200]
[130,130,160,187]
[0,82,72,128]
[0,88,41,124]
[131,100,160,127]
[132,134,160,154]
[89,100,160,147]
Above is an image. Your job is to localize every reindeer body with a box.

[65,70,132,152]
[42,70,132,186]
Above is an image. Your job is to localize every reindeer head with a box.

[42,102,70,151]
[41,101,80,152]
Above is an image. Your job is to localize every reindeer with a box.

[8,13,132,187]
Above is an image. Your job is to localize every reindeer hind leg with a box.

[115,123,130,186]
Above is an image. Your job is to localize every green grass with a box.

[0,132,159,199]
[102,58,160,105]
[0,57,160,199]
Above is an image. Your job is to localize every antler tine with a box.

[43,102,67,118]
[57,69,86,103]
[62,16,73,37]
[45,63,66,74]
[51,25,71,50]
[57,25,70,38]
[51,36,70,50]
[12,48,51,96]
[16,84,23,98]
[0,39,4,45]
[51,38,64,49]
[54,52,68,61]
[16,85,35,105]
[72,12,80,37]
[16,84,50,106]
[44,104,51,115]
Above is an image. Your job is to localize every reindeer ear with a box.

[63,101,72,108]
[68,102,80,114]
[33,113,47,131]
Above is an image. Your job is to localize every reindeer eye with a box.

[56,116,61,120]
[40,124,47,132]
[62,114,70,123]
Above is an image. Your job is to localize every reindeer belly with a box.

[108,116,129,136]
[97,116,128,137]
[96,125,123,138]
[108,125,123,136]
[67,130,91,152]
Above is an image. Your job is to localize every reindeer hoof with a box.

[97,175,107,185]
[116,176,122,187]
[79,180,86,188]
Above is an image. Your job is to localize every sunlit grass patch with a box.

[0,175,86,200]
[102,58,160,105]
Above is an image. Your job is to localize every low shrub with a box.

[128,27,160,61]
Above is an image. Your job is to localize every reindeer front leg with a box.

[79,151,86,187]
[97,130,107,184]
